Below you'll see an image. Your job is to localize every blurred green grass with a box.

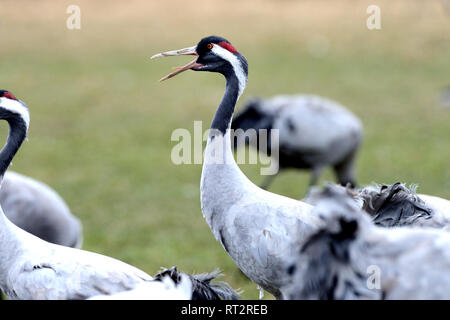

[0,0,449,299]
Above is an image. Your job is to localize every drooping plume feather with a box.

[359,182,433,227]
[154,267,240,300]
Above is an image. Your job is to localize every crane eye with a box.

[207,43,213,50]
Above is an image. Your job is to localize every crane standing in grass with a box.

[231,95,363,191]
[153,36,328,299]
[0,91,237,300]
[0,171,83,248]
[0,90,83,249]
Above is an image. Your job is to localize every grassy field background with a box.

[0,0,449,299]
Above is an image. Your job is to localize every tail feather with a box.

[359,182,433,227]
[154,267,240,300]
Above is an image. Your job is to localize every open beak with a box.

[151,45,203,81]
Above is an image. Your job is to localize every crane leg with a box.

[333,149,358,188]
[304,166,324,197]
[308,166,323,187]
[260,173,278,190]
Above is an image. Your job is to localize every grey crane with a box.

[152,36,325,299]
[0,91,237,300]
[231,95,363,190]
[283,184,450,299]
[0,90,82,248]
[1,171,82,248]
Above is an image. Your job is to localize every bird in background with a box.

[0,90,82,249]
[282,184,450,299]
[231,95,362,191]
[439,86,450,108]
[0,91,237,300]
[152,35,325,299]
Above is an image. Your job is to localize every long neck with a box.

[210,73,241,134]
[201,72,256,232]
[0,117,27,180]
[0,115,28,285]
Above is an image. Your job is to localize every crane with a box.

[152,36,324,299]
[0,90,82,248]
[0,91,236,300]
[283,184,450,299]
[232,95,362,190]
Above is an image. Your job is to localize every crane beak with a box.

[151,45,203,82]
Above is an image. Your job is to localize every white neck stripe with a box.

[211,45,247,99]
[0,98,30,128]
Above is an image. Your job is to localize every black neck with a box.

[210,73,241,135]
[0,116,27,179]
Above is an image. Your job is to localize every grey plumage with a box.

[154,267,240,300]
[0,91,82,249]
[284,184,377,300]
[304,182,450,229]
[283,184,450,300]
[153,37,325,299]
[232,95,363,190]
[359,182,433,227]
[0,171,83,248]
[0,93,157,300]
[88,274,192,300]
[89,267,239,300]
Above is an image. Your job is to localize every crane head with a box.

[0,90,18,101]
[0,89,30,128]
[151,35,248,83]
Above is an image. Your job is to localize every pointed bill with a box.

[151,45,197,59]
[151,45,203,81]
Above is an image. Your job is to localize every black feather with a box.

[360,183,433,227]
[154,267,240,300]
